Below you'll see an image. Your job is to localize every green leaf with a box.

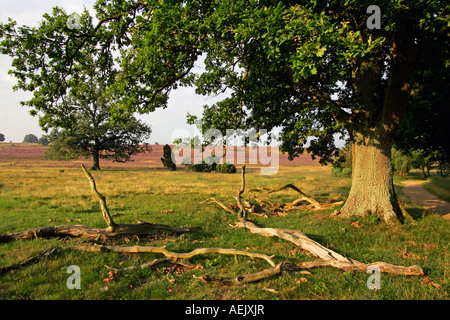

[316,46,326,57]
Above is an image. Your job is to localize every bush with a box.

[332,167,352,177]
[161,144,176,171]
[332,144,352,177]
[186,159,236,173]
[216,163,236,174]
[188,162,206,172]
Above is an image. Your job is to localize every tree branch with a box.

[81,164,116,229]
[70,245,276,267]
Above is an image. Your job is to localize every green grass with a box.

[0,165,448,300]
[424,176,450,203]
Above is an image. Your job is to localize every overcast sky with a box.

[0,0,224,144]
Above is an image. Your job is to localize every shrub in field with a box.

[332,167,352,177]
[187,162,206,172]
[216,163,236,174]
[332,144,352,177]
[161,144,176,171]
[187,157,236,173]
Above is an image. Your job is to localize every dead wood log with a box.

[0,247,57,275]
[236,220,353,263]
[70,244,276,267]
[0,222,200,243]
[203,166,424,277]
[81,164,116,229]
[0,166,200,243]
[249,183,344,212]
[297,260,423,276]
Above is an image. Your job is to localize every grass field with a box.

[425,176,450,203]
[0,145,448,300]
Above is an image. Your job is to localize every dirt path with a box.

[402,180,450,220]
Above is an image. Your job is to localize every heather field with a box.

[0,143,319,170]
[0,144,448,300]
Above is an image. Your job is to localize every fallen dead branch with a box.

[0,247,57,275]
[202,166,424,277]
[0,165,200,243]
[70,244,276,267]
[249,184,322,209]
[70,244,283,284]
[297,259,423,276]
[105,258,197,272]
[194,262,304,285]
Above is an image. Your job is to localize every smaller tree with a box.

[391,148,412,178]
[23,134,38,143]
[38,135,49,146]
[0,133,5,142]
[161,144,176,171]
[45,115,152,170]
[410,150,434,179]
[331,144,352,178]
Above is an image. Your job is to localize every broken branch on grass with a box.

[105,258,197,272]
[0,166,200,243]
[0,247,57,275]
[249,183,344,212]
[70,244,276,267]
[81,164,116,230]
[297,259,423,276]
[203,166,424,277]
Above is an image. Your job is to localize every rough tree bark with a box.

[340,23,415,225]
[339,136,404,224]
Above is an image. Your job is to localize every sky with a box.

[0,0,223,144]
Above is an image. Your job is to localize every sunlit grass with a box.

[0,164,448,300]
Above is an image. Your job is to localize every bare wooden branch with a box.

[0,222,199,243]
[70,244,276,267]
[200,198,236,215]
[236,220,353,263]
[236,165,246,220]
[0,247,57,275]
[106,258,196,272]
[297,259,424,276]
[250,183,322,209]
[198,262,284,285]
[81,164,116,229]
[204,166,424,277]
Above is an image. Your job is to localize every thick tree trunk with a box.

[340,22,414,225]
[340,135,404,224]
[92,151,100,171]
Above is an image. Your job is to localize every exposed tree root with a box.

[0,165,200,244]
